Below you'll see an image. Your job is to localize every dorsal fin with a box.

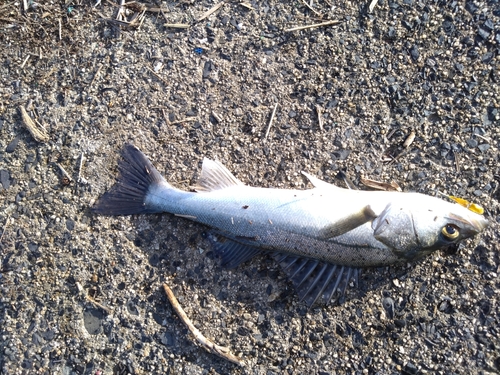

[195,158,244,192]
[301,171,338,189]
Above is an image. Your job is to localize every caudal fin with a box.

[93,144,167,215]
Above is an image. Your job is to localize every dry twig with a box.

[55,162,73,186]
[197,2,225,22]
[454,152,460,173]
[315,105,323,131]
[163,283,245,367]
[20,55,30,69]
[264,103,278,140]
[360,177,402,192]
[76,282,113,314]
[77,152,88,185]
[0,214,11,243]
[301,0,322,16]
[89,64,103,90]
[368,0,379,13]
[170,118,197,126]
[285,20,342,32]
[239,2,254,10]
[163,23,190,29]
[145,66,168,86]
[20,105,49,142]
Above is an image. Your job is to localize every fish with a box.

[93,144,490,307]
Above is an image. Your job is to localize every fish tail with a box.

[93,144,170,215]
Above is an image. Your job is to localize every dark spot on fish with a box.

[434,216,438,221]
[236,235,258,241]
[242,205,249,209]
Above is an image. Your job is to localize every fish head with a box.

[372,194,489,261]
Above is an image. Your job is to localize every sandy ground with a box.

[0,0,499,374]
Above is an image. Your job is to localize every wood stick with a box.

[145,66,168,86]
[0,214,11,243]
[76,282,113,314]
[163,283,245,367]
[20,106,49,142]
[301,0,321,16]
[197,2,225,22]
[315,105,323,131]
[89,64,103,90]
[55,162,73,185]
[163,23,190,29]
[169,118,197,125]
[360,177,401,192]
[86,294,113,314]
[264,103,278,140]
[368,0,379,13]
[20,55,30,69]
[285,20,342,32]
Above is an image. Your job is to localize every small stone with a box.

[466,138,478,148]
[66,219,75,231]
[465,1,478,14]
[382,297,395,319]
[161,332,176,347]
[202,61,212,78]
[83,308,104,335]
[410,45,419,61]
[0,170,10,189]
[477,144,490,153]
[6,136,20,153]
[404,362,419,375]
[477,28,490,40]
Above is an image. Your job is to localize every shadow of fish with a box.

[93,144,489,307]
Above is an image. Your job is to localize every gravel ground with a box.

[1,0,499,374]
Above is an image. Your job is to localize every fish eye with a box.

[442,224,460,240]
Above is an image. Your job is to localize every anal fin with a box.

[272,253,360,307]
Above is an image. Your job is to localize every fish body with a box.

[94,144,489,306]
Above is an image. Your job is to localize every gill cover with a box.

[372,203,420,258]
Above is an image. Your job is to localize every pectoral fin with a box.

[318,206,377,239]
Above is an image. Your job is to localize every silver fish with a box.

[93,144,489,306]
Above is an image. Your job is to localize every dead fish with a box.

[93,144,489,307]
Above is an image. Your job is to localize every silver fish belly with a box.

[94,144,489,306]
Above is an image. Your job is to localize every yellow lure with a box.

[449,196,485,215]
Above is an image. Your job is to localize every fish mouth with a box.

[448,212,490,235]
